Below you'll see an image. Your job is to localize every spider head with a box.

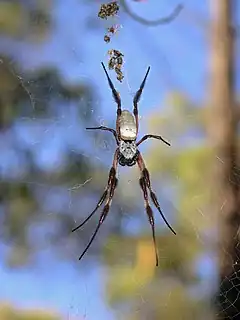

[118,140,139,166]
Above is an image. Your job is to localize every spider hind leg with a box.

[137,153,176,236]
[139,177,159,266]
[72,189,108,233]
[72,149,119,261]
[142,168,176,235]
[78,175,118,261]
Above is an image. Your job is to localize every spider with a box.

[72,62,176,266]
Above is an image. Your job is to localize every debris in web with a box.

[107,49,124,82]
[98,1,125,82]
[98,1,119,19]
[68,177,92,191]
[103,24,121,43]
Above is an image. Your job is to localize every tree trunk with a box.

[208,0,240,318]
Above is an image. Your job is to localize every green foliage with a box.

[126,282,204,320]
[104,232,200,305]
[0,1,106,268]
[0,303,60,320]
[0,53,99,267]
[0,1,51,40]
[0,2,26,36]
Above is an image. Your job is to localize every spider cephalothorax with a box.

[72,62,176,266]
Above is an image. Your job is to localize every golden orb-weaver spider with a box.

[72,62,176,266]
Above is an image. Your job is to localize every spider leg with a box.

[133,66,150,134]
[139,176,159,266]
[101,62,122,138]
[137,153,176,235]
[101,62,121,113]
[75,149,119,261]
[72,189,108,232]
[72,149,119,232]
[86,126,119,145]
[137,134,170,147]
[78,167,118,261]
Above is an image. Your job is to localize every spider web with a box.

[0,51,99,320]
[1,1,240,320]
[0,29,128,320]
[1,28,204,320]
[216,264,240,319]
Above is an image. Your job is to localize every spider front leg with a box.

[133,66,150,134]
[137,152,176,236]
[101,62,122,138]
[86,126,119,145]
[73,148,119,261]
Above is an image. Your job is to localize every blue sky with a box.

[1,0,239,319]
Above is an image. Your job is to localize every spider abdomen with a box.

[119,110,137,141]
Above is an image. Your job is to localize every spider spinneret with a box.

[72,62,176,267]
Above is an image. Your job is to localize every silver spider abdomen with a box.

[119,110,137,141]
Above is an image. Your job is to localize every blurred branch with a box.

[208,0,239,288]
[177,5,240,56]
[192,2,240,318]
[120,1,183,26]
[0,302,61,320]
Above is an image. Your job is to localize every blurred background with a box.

[0,0,239,319]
